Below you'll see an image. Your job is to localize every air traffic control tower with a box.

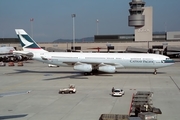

[128,0,153,41]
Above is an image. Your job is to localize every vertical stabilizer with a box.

[15,29,47,52]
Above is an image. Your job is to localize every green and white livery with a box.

[14,29,174,75]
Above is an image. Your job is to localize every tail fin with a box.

[15,29,47,52]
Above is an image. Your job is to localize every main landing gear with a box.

[84,72,90,76]
[153,69,157,75]
[84,70,99,76]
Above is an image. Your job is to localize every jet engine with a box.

[74,64,92,72]
[98,65,116,73]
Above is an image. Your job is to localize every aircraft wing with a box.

[98,63,124,68]
[13,51,33,57]
[39,55,125,73]
[63,61,124,68]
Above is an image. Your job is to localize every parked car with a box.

[112,89,125,97]
[59,84,76,94]
[48,64,59,67]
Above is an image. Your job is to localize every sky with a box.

[0,0,180,42]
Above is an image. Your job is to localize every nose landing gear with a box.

[153,69,157,75]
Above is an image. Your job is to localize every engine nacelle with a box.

[98,65,116,73]
[74,64,92,72]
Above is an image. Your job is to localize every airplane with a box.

[0,46,22,62]
[0,46,15,55]
[13,29,174,75]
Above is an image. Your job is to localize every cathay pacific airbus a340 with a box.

[14,29,174,75]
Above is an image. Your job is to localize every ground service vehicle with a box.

[8,62,14,66]
[112,89,125,97]
[59,84,76,94]
[0,62,6,66]
[17,61,23,66]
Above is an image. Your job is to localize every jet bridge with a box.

[164,46,180,58]
[126,47,150,53]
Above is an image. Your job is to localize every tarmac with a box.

[0,60,180,120]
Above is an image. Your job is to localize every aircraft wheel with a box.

[84,72,88,76]
[92,69,98,75]
[154,69,157,75]
[90,72,93,75]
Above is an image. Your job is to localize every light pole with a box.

[164,21,167,32]
[96,19,99,35]
[30,18,34,39]
[71,14,76,51]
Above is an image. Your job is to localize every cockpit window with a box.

[166,58,170,60]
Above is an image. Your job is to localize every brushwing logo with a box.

[18,32,33,48]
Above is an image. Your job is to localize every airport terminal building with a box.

[1,31,180,56]
[94,31,180,42]
[0,31,179,44]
